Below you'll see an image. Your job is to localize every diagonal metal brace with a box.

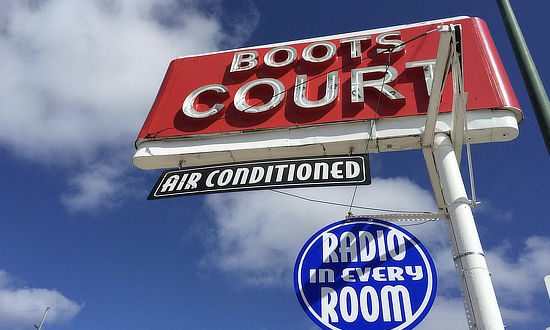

[421,24,454,213]
[421,24,472,212]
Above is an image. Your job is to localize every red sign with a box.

[137,17,519,143]
[133,17,522,170]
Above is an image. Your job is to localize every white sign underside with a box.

[133,108,520,170]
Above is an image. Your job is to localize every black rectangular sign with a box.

[148,155,370,200]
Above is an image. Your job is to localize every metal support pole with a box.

[497,0,550,155]
[433,133,504,329]
[34,307,50,330]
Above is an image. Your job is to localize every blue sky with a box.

[1,0,549,329]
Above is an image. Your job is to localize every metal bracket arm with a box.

[421,25,453,212]
[450,25,469,163]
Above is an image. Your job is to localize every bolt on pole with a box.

[433,133,504,329]
[497,0,550,156]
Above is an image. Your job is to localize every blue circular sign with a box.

[294,218,437,330]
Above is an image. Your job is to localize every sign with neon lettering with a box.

[294,218,437,329]
[134,16,521,170]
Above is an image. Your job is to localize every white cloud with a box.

[0,270,82,329]
[486,236,550,326]
[0,0,209,159]
[0,0,259,210]
[202,177,438,285]
[60,161,127,212]
[417,296,467,329]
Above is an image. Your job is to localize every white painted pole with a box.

[433,133,504,329]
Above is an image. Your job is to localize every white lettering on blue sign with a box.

[294,219,437,330]
[320,285,413,324]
